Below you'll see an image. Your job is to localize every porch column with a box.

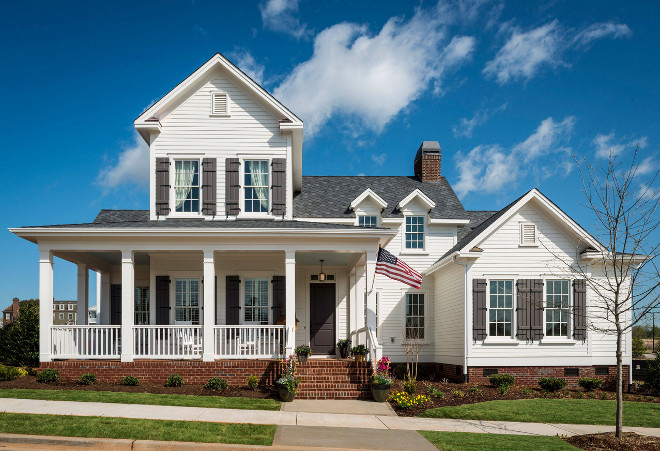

[348,268,357,337]
[365,251,377,333]
[76,263,88,325]
[120,250,134,362]
[354,264,366,346]
[285,251,296,356]
[203,250,215,361]
[39,248,53,362]
[100,272,110,325]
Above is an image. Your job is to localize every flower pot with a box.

[372,383,391,402]
[277,385,296,402]
[297,353,308,363]
[354,354,365,362]
[339,346,349,359]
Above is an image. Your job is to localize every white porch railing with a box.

[133,326,203,359]
[214,325,286,359]
[51,326,121,359]
[351,326,382,364]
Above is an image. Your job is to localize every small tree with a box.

[402,328,423,382]
[0,300,39,367]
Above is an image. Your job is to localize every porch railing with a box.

[133,326,203,359]
[213,325,286,359]
[351,326,382,364]
[51,325,121,359]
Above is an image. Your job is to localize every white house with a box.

[10,53,631,396]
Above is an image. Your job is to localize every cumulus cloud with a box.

[484,20,631,84]
[636,156,658,176]
[592,132,647,159]
[229,50,265,85]
[371,153,386,166]
[96,133,149,190]
[259,0,308,39]
[273,7,475,136]
[452,103,506,138]
[453,116,575,197]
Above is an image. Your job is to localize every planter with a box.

[277,385,296,402]
[354,354,365,362]
[371,383,391,402]
[297,353,308,363]
[339,346,349,359]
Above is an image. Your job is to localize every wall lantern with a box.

[318,259,327,281]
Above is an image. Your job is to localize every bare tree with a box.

[403,328,423,382]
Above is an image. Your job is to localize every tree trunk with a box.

[616,330,623,438]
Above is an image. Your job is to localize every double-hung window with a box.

[134,286,150,325]
[489,280,513,337]
[405,293,425,339]
[175,278,200,324]
[405,216,424,249]
[244,278,269,324]
[174,160,200,213]
[358,215,378,227]
[244,160,269,213]
[546,280,569,336]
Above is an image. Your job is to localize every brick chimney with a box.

[414,141,441,182]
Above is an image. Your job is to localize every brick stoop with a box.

[295,359,373,399]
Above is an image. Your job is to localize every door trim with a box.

[309,282,337,355]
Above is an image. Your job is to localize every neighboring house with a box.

[2,298,20,325]
[10,53,631,394]
[52,300,77,325]
[88,304,97,324]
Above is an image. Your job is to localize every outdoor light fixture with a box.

[319,259,326,281]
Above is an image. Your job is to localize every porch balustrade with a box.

[133,325,203,359]
[51,325,121,359]
[213,325,286,359]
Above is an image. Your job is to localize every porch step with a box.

[295,359,373,400]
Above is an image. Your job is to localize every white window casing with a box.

[488,280,514,338]
[404,215,425,250]
[545,279,571,338]
[241,159,271,216]
[404,292,425,340]
[358,215,378,228]
[171,159,202,216]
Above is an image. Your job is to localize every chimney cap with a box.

[418,141,440,154]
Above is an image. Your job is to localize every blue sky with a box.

[1,0,658,308]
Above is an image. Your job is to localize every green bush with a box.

[538,377,566,392]
[121,376,140,386]
[427,387,444,398]
[77,373,96,385]
[578,377,603,392]
[165,374,183,387]
[489,373,515,388]
[0,300,39,367]
[0,365,21,381]
[499,384,510,395]
[36,369,60,383]
[246,375,259,390]
[204,377,228,390]
[403,379,417,394]
[632,337,646,357]
[645,352,660,395]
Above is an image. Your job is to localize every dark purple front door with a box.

[310,283,336,355]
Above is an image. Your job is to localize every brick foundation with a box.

[467,365,629,389]
[434,363,464,382]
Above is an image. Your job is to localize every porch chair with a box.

[175,321,201,356]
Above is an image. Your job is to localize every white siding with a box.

[433,262,465,365]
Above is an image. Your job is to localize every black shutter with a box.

[226,276,240,325]
[225,158,240,216]
[156,276,170,325]
[155,157,170,216]
[271,158,286,217]
[516,280,531,341]
[110,284,122,325]
[272,276,286,324]
[472,279,487,340]
[202,158,217,216]
[573,279,587,340]
[530,279,545,341]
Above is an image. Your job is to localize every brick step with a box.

[297,391,372,400]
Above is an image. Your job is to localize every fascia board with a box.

[397,189,436,210]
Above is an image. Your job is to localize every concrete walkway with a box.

[1,397,659,438]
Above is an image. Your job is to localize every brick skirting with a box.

[467,365,629,388]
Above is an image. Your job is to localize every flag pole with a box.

[370,245,381,291]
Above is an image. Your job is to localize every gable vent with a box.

[212,93,229,115]
[520,223,537,245]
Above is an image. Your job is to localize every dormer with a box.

[349,188,388,227]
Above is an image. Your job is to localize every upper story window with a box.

[520,222,537,246]
[405,216,425,249]
[68,304,74,310]
[489,280,513,337]
[405,293,425,339]
[546,280,570,337]
[174,160,200,213]
[244,160,269,213]
[358,215,378,227]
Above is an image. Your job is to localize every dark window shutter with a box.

[272,276,286,324]
[530,279,545,341]
[516,279,531,341]
[573,279,587,340]
[155,157,170,216]
[226,275,240,325]
[202,158,217,216]
[472,279,487,340]
[225,158,240,216]
[110,284,122,325]
[156,276,170,325]
[271,158,286,217]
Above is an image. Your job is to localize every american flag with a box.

[375,247,423,289]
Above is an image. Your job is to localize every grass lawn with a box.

[419,431,577,451]
[0,412,275,445]
[421,399,660,428]
[0,388,280,411]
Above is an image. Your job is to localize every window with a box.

[405,216,424,249]
[68,313,73,320]
[483,368,498,377]
[59,304,64,310]
[595,367,609,376]
[564,368,579,377]
[244,278,269,324]
[405,293,424,339]
[211,92,229,115]
[69,304,74,310]
[244,160,269,213]
[520,222,537,245]
[546,280,569,336]
[489,280,513,337]
[175,278,200,324]
[134,286,150,325]
[174,160,200,213]
[358,215,378,227]
[59,313,64,319]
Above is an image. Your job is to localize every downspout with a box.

[453,255,470,383]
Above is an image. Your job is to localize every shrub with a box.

[451,389,465,398]
[122,376,140,386]
[165,374,183,387]
[522,388,532,395]
[601,393,609,400]
[26,367,38,376]
[632,337,646,357]
[0,365,21,381]
[246,375,259,390]
[427,387,444,398]
[646,352,660,395]
[489,373,515,388]
[205,377,228,391]
[538,377,566,392]
[351,345,368,356]
[0,300,39,367]
[403,379,417,394]
[36,368,60,383]
[578,377,603,392]
[16,367,27,378]
[469,385,482,395]
[389,391,428,409]
[499,385,510,395]
[78,373,97,385]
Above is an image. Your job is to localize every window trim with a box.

[239,273,273,325]
[519,222,538,247]
[173,277,201,325]
[543,279,572,341]
[134,286,150,325]
[210,91,231,117]
[403,215,426,252]
[358,215,378,228]
[484,279,517,342]
[169,158,203,217]
[239,158,272,218]
[403,290,428,343]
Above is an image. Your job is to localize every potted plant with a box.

[337,339,351,359]
[276,355,299,402]
[295,345,312,363]
[372,356,392,402]
[351,344,368,362]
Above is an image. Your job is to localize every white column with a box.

[348,268,357,337]
[76,263,88,325]
[100,272,110,325]
[120,250,135,362]
[39,248,53,362]
[355,264,366,338]
[365,251,377,333]
[285,251,296,356]
[203,250,215,361]
[96,272,101,323]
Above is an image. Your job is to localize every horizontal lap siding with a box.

[434,263,465,365]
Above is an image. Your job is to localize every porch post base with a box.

[120,354,134,363]
[39,353,51,363]
[202,353,214,362]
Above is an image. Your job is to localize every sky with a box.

[0,0,658,316]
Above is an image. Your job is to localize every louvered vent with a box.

[212,93,228,115]
[520,223,537,245]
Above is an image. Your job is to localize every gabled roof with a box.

[349,188,388,211]
[397,188,435,210]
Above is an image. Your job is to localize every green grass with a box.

[0,412,275,445]
[0,388,280,411]
[422,399,660,428]
[419,431,577,451]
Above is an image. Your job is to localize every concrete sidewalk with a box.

[1,397,659,438]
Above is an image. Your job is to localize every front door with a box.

[310,283,336,355]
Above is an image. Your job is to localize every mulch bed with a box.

[565,432,660,450]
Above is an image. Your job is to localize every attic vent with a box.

[211,93,229,116]
[520,223,537,246]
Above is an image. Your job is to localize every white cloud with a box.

[274,7,475,137]
[636,156,657,176]
[371,153,386,166]
[572,22,632,49]
[96,133,149,190]
[259,0,308,39]
[452,103,506,138]
[592,132,647,159]
[229,50,265,85]
[453,116,574,197]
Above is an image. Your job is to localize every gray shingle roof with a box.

[293,176,467,219]
[457,210,498,241]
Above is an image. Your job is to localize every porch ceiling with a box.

[295,251,357,267]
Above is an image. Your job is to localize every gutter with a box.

[452,255,470,384]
